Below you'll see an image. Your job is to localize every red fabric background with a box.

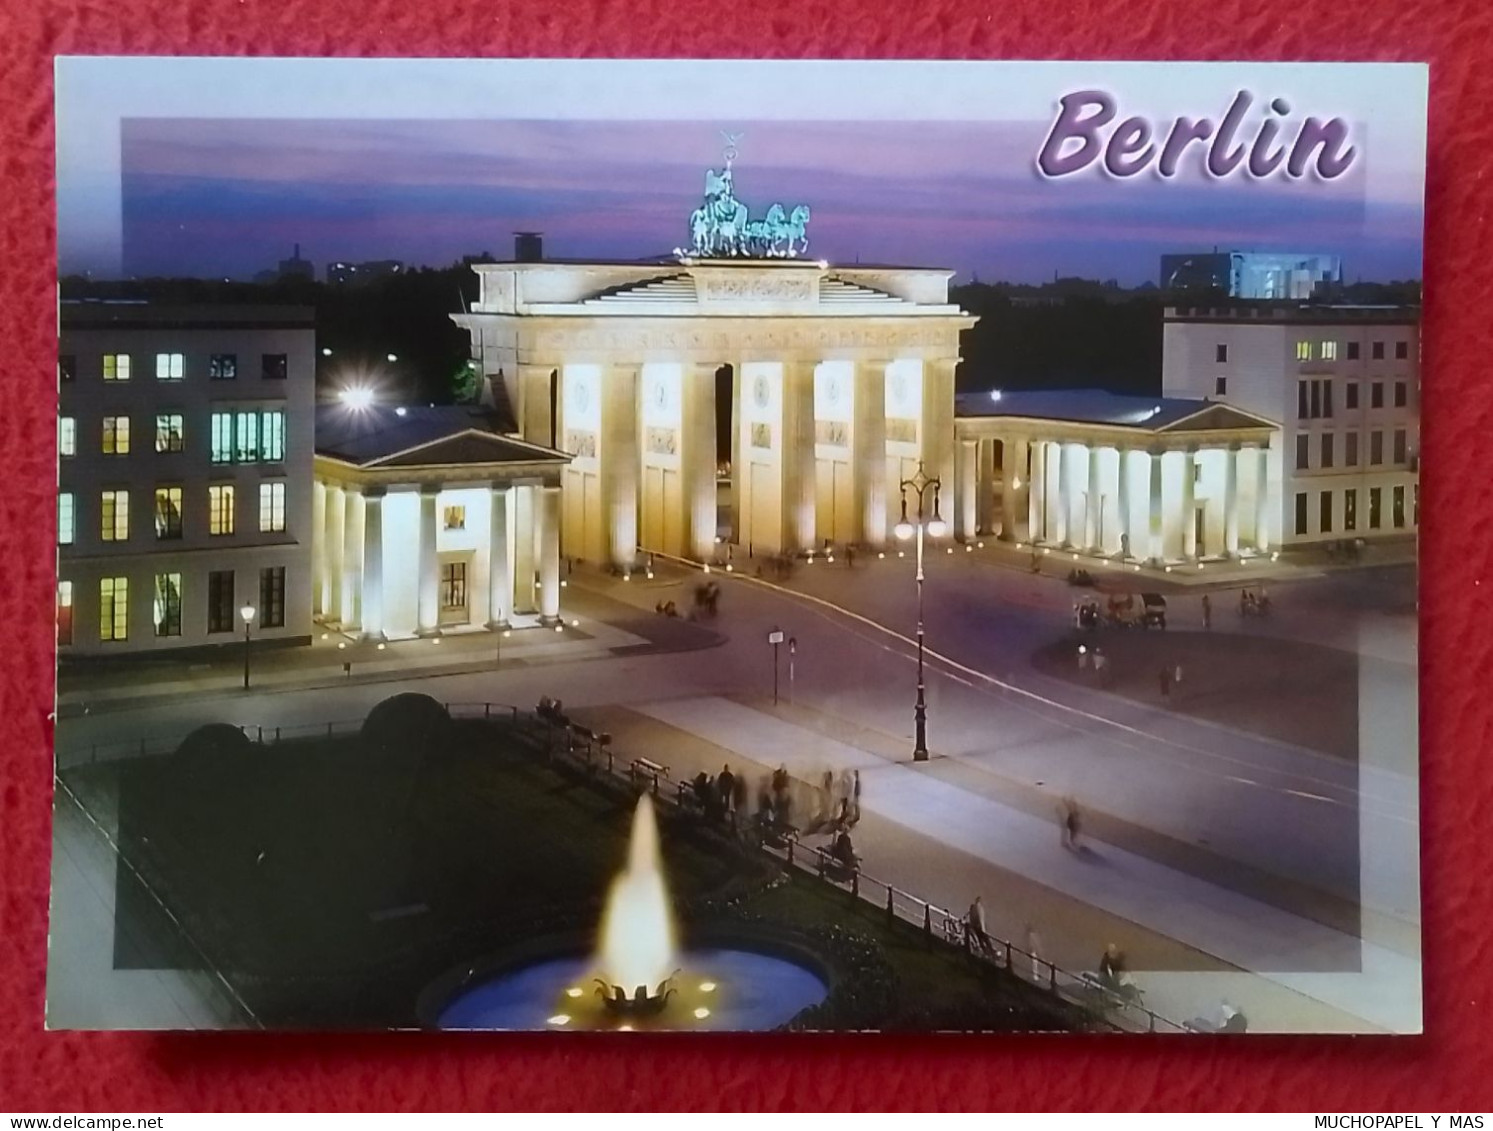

[0,0,1486,1111]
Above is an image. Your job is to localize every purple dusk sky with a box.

[112,118,1423,285]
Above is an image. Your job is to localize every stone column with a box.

[486,484,511,628]
[1180,448,1198,560]
[976,438,996,536]
[1224,445,1241,557]
[324,484,345,625]
[783,360,817,553]
[1116,448,1132,558]
[360,490,384,640]
[920,358,958,517]
[1056,443,1075,547]
[1254,443,1271,552]
[514,486,537,613]
[311,479,326,618]
[1085,444,1103,551]
[539,485,562,623]
[1029,440,1047,542]
[854,359,888,548]
[1148,451,1164,563]
[417,487,439,635]
[729,364,743,543]
[602,363,640,572]
[683,361,718,561]
[956,438,978,541]
[518,363,557,448]
[339,486,364,630]
[1006,437,1029,542]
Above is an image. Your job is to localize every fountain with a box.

[427,793,829,1031]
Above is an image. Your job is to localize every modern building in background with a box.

[1162,304,1419,545]
[57,303,315,655]
[1161,252,1343,300]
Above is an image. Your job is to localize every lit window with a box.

[58,492,75,545]
[1295,340,1312,362]
[102,415,130,455]
[102,354,131,381]
[210,354,237,380]
[1321,341,1338,361]
[155,353,184,381]
[259,566,286,629]
[259,482,286,533]
[100,576,128,641]
[209,485,236,536]
[153,573,182,637]
[211,413,234,464]
[154,487,183,540]
[155,414,184,453]
[441,561,468,610]
[57,581,73,646]
[235,411,260,463]
[59,417,76,457]
[444,505,466,530]
[261,410,286,461]
[100,489,128,542]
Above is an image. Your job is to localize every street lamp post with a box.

[240,603,256,690]
[895,461,946,762]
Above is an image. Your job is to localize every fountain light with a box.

[617,1024,634,1032]
[547,1014,571,1026]
[565,987,583,998]
[693,1007,711,1020]
[595,795,676,1011]
[699,981,717,993]
[725,564,734,572]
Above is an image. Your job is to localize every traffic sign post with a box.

[768,627,785,705]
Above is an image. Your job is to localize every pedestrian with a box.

[965,896,996,957]
[1025,922,1045,982]
[1201,593,1212,630]
[1093,648,1110,686]
[1120,532,1130,560]
[1098,941,1127,991]
[850,769,862,826]
[1172,662,1184,699]
[1159,665,1172,699]
[1077,644,1090,671]
[717,764,736,814]
[845,545,855,570]
[1061,797,1082,850]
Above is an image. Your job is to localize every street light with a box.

[896,461,944,762]
[240,602,256,690]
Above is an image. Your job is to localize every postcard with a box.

[48,57,1425,1033]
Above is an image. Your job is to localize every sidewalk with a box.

[57,586,723,714]
[577,693,1417,1034]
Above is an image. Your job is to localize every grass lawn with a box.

[65,704,1090,1032]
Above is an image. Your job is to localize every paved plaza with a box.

[51,543,1419,1033]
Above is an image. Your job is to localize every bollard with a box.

[275,726,281,743]
[851,870,859,900]
[885,885,895,925]
[257,726,264,744]
[923,903,933,942]
[1048,962,1057,991]
[1004,941,1012,970]
[484,703,491,720]
[1149,1012,1156,1033]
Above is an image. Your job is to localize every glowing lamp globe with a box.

[894,520,914,542]
[239,603,256,625]
[926,516,948,539]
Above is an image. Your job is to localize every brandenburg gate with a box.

[453,151,974,570]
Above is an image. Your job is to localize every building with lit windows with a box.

[57,303,315,655]
[1161,304,1420,546]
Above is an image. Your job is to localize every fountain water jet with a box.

[595,794,677,1008]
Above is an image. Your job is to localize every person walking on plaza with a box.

[1092,647,1110,686]
[1158,665,1173,700]
[965,896,996,957]
[1060,797,1082,851]
[850,769,862,826]
[1201,592,1212,630]
[1172,662,1185,701]
[1025,922,1045,982]
[717,764,736,822]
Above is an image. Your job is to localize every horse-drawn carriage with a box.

[1091,592,1166,629]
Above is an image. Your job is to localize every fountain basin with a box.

[431,945,829,1032]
